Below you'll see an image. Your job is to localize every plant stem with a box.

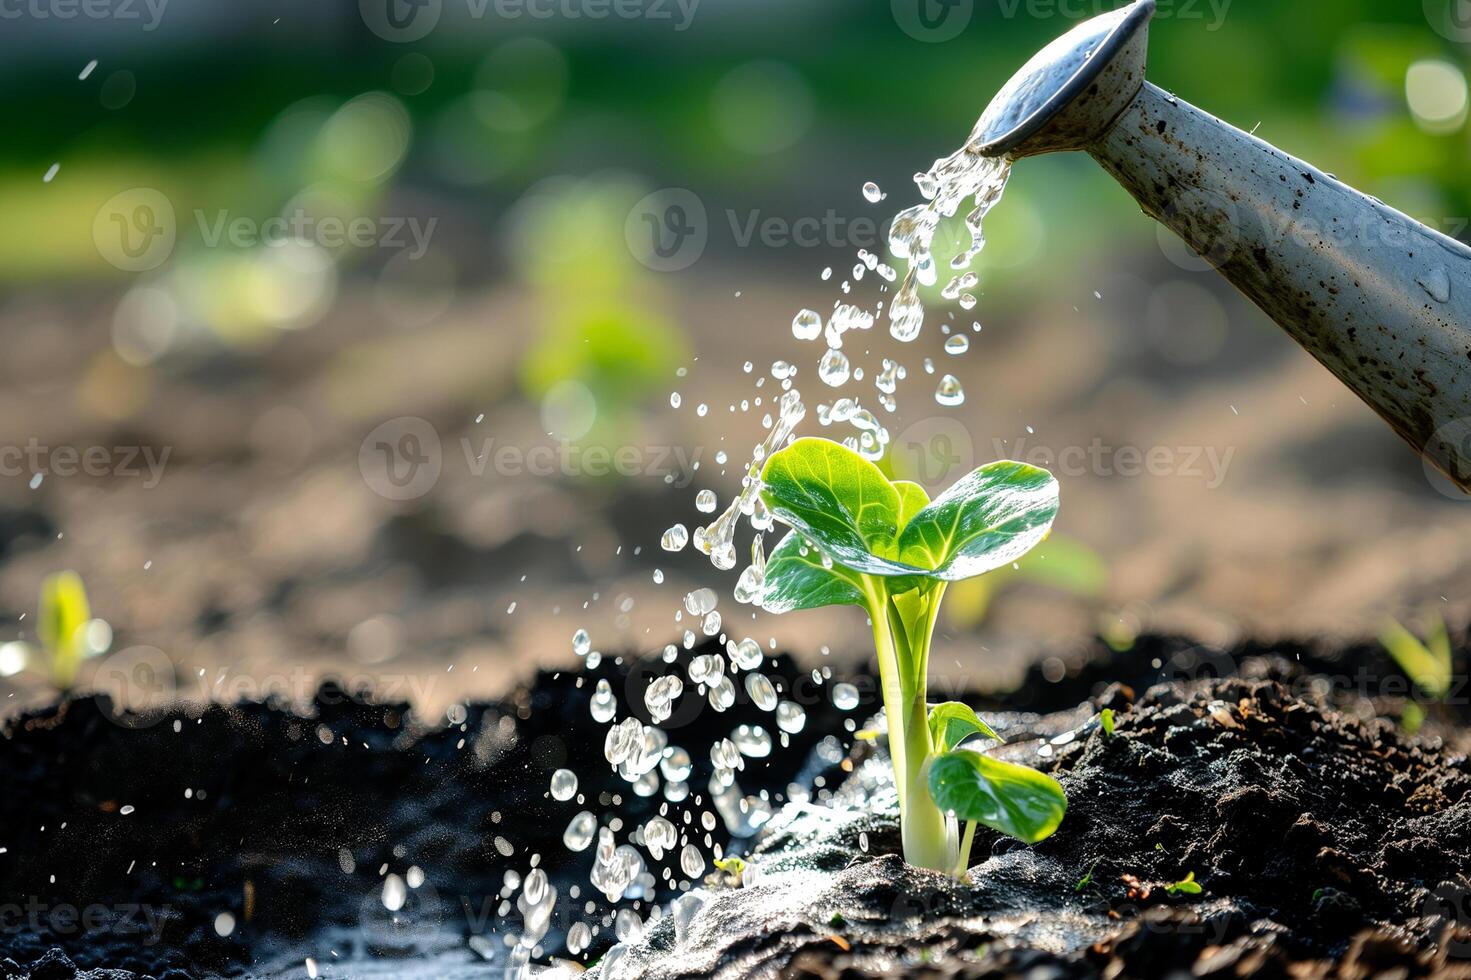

[867,584,952,873]
[954,821,977,878]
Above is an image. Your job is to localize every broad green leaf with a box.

[760,530,867,614]
[898,461,1059,581]
[1379,617,1452,698]
[893,480,931,528]
[926,749,1067,844]
[928,701,1001,752]
[39,570,90,689]
[760,438,919,576]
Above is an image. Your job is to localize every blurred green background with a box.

[2,0,1471,712]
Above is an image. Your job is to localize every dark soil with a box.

[599,675,1471,979]
[2,632,1469,979]
[0,645,855,979]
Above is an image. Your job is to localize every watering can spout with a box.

[975,0,1471,490]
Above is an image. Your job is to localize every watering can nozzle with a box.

[972,0,1471,490]
[971,0,1154,158]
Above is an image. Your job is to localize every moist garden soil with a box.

[1,632,1469,979]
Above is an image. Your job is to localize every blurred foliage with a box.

[1,0,1465,284]
[944,534,1107,629]
[515,178,688,445]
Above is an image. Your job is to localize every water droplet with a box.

[862,180,884,203]
[695,489,717,513]
[944,335,969,355]
[382,874,407,911]
[1418,266,1451,303]
[662,524,689,551]
[775,700,807,733]
[564,811,597,851]
[818,349,850,387]
[670,391,682,408]
[680,843,707,878]
[572,629,591,657]
[744,673,778,711]
[684,587,718,615]
[732,723,772,757]
[550,768,578,801]
[590,679,616,723]
[832,682,860,710]
[567,921,592,954]
[792,309,823,341]
[935,375,965,407]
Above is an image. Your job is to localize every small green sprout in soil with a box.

[714,853,753,876]
[38,570,91,690]
[1380,615,1452,698]
[1074,861,1099,892]
[1165,872,1202,896]
[759,437,1067,874]
[1100,708,1116,736]
[1379,615,1453,733]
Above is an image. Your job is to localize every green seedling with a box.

[37,571,91,691]
[759,437,1067,874]
[1165,872,1202,895]
[1379,615,1452,700]
[1099,708,1116,736]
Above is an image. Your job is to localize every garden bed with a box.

[1,633,1467,979]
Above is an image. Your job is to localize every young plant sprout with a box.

[38,570,91,691]
[758,437,1067,874]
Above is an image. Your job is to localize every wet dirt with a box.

[594,674,1471,979]
[2,634,1469,979]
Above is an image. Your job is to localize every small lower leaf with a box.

[927,702,1001,753]
[926,749,1066,844]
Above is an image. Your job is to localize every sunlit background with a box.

[3,0,1471,716]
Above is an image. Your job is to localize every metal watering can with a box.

[973,0,1471,489]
